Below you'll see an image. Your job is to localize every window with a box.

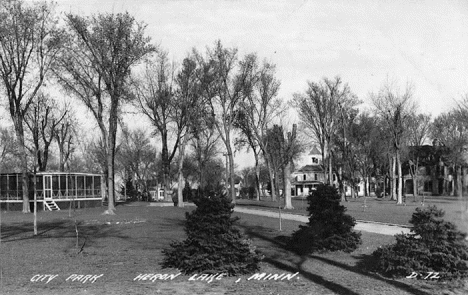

[314,174,317,180]
[303,174,306,181]
[312,157,318,164]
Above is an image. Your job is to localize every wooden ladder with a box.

[44,200,60,211]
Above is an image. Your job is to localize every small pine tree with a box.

[289,184,362,253]
[373,205,468,280]
[162,190,261,275]
[182,181,192,202]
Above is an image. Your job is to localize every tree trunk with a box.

[396,151,403,204]
[283,160,293,209]
[161,132,171,201]
[222,129,236,203]
[176,135,189,208]
[228,149,236,203]
[105,103,118,214]
[13,117,30,213]
[457,165,463,199]
[106,139,116,214]
[383,175,387,198]
[390,155,396,201]
[338,166,346,202]
[321,144,328,184]
[254,151,261,201]
[59,144,65,172]
[328,147,333,185]
[266,160,277,202]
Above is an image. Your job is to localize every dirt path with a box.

[234,207,411,236]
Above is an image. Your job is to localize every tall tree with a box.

[190,124,220,189]
[117,126,154,193]
[0,126,19,172]
[54,12,155,214]
[294,76,358,186]
[24,93,67,171]
[235,56,283,201]
[334,108,360,200]
[0,0,63,212]
[404,113,431,198]
[133,52,202,205]
[195,41,257,202]
[133,52,178,202]
[263,124,301,207]
[173,55,207,207]
[431,111,466,198]
[54,109,77,172]
[371,81,415,204]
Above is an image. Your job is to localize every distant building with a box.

[291,146,326,196]
[401,143,468,196]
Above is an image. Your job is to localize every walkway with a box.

[234,207,411,236]
[147,202,411,236]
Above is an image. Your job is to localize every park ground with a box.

[0,196,467,295]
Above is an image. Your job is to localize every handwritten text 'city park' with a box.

[30,272,299,284]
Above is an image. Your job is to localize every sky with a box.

[53,0,468,116]
[9,0,468,167]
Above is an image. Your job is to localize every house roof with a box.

[308,146,321,156]
[295,165,325,173]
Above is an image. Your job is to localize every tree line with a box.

[1,0,467,214]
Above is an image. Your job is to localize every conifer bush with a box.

[373,205,468,280]
[162,190,261,275]
[288,184,362,254]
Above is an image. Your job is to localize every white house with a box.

[291,146,327,197]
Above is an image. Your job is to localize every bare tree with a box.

[117,126,154,194]
[431,111,466,198]
[132,52,178,202]
[404,113,431,198]
[294,76,358,186]
[133,52,202,205]
[190,124,220,189]
[0,126,19,172]
[195,41,257,202]
[54,12,155,214]
[55,109,77,172]
[24,93,67,171]
[235,56,283,201]
[173,55,207,207]
[0,0,63,212]
[371,81,415,204]
[263,124,301,208]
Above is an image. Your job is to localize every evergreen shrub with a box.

[289,184,362,253]
[162,190,261,275]
[373,205,468,280]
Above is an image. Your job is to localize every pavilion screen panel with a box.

[68,175,75,197]
[0,175,7,200]
[52,175,59,197]
[28,175,35,199]
[35,176,44,199]
[77,175,85,196]
[60,175,67,197]
[86,176,93,197]
[8,175,17,193]
[94,176,101,197]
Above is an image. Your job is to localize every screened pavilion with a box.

[0,172,104,210]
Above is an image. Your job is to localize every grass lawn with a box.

[0,203,466,295]
[236,195,468,231]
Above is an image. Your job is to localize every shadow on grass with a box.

[238,224,431,295]
[0,219,131,250]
